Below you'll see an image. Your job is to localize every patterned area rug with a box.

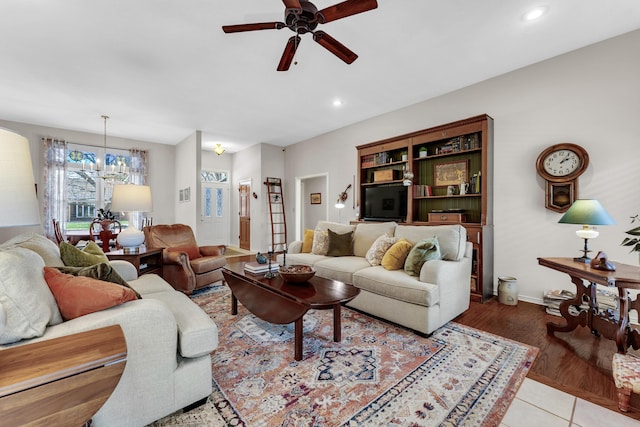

[151,284,538,426]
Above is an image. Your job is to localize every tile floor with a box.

[502,378,640,427]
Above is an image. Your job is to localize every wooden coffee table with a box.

[222,262,360,361]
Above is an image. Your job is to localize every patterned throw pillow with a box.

[301,229,314,253]
[60,241,109,267]
[404,237,441,276]
[365,234,397,266]
[381,239,413,270]
[311,230,329,255]
[326,230,354,257]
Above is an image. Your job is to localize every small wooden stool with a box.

[612,353,640,412]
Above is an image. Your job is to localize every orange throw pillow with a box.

[43,267,138,321]
[167,245,202,259]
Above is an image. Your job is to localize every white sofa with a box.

[279,221,472,335]
[0,234,218,427]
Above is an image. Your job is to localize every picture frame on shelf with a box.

[310,193,321,205]
[434,160,469,187]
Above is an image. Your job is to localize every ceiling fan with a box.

[222,0,378,71]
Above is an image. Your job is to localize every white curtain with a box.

[128,149,149,229]
[42,138,68,241]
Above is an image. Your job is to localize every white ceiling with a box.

[1,1,639,153]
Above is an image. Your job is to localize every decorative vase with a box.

[100,220,113,231]
[256,252,267,264]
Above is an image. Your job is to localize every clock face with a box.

[543,149,581,177]
[536,143,589,182]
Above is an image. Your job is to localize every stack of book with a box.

[244,261,279,275]
[543,287,619,317]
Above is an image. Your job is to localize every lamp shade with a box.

[110,184,152,212]
[558,199,615,225]
[0,128,40,227]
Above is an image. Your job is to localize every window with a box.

[201,170,228,183]
[65,143,130,230]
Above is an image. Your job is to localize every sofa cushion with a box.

[167,245,201,260]
[128,273,176,296]
[353,266,440,307]
[0,233,65,267]
[394,225,466,261]
[282,253,329,266]
[311,230,329,255]
[353,222,397,257]
[60,241,109,267]
[313,256,371,285]
[54,263,142,298]
[326,229,354,257]
[0,248,63,344]
[301,229,314,253]
[365,234,397,266]
[190,256,226,274]
[314,220,356,235]
[44,267,138,321]
[381,239,413,270]
[142,290,219,357]
[404,237,441,277]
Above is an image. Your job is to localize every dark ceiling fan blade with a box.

[282,0,303,12]
[277,36,301,71]
[313,31,357,64]
[222,22,284,33]
[317,0,378,24]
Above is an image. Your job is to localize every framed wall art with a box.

[310,193,321,205]
[434,160,468,187]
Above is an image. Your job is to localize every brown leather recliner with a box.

[143,224,226,294]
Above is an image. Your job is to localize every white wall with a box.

[0,118,175,242]
[174,131,199,230]
[303,175,327,231]
[283,29,640,304]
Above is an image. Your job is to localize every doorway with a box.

[238,180,251,250]
[201,182,230,245]
[295,173,328,241]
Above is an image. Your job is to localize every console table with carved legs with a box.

[538,257,640,353]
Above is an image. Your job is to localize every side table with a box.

[0,325,127,426]
[106,247,163,276]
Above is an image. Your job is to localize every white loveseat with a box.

[0,234,218,427]
[280,221,472,335]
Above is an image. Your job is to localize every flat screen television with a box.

[363,185,407,222]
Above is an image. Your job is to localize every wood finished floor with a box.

[455,298,640,421]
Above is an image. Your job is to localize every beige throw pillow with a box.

[0,248,63,344]
[365,234,397,266]
[311,230,329,255]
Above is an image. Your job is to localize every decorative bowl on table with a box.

[279,265,315,283]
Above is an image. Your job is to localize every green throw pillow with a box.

[60,241,109,267]
[404,237,441,276]
[326,229,354,257]
[54,262,142,299]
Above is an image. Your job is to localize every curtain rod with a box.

[42,137,146,152]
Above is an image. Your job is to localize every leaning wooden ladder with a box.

[264,177,288,252]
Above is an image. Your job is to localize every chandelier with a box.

[214,144,225,155]
[92,115,128,184]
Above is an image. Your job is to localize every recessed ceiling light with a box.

[332,99,343,107]
[523,6,548,22]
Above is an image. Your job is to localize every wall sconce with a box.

[214,144,225,155]
[335,184,352,209]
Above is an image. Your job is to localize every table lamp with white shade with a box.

[558,199,615,263]
[0,128,41,230]
[110,184,152,253]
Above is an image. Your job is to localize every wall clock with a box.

[536,143,589,213]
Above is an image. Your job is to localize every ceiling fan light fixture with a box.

[214,144,225,155]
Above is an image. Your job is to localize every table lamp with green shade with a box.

[558,199,615,263]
